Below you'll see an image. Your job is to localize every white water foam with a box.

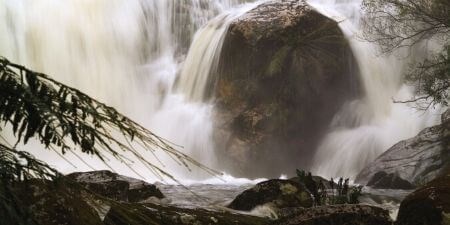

[308,0,443,179]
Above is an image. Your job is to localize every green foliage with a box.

[296,169,363,206]
[0,57,216,181]
[362,0,449,108]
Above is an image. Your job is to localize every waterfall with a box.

[0,0,443,182]
[0,0,262,181]
[176,4,258,101]
[307,0,443,179]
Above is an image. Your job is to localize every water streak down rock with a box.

[213,0,360,177]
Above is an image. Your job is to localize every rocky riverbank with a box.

[3,171,394,225]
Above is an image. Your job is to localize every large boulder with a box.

[213,0,360,177]
[396,174,450,225]
[228,179,313,211]
[67,170,164,202]
[356,109,450,187]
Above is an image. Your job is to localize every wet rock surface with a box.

[227,179,313,211]
[277,204,392,225]
[3,172,398,225]
[356,109,450,186]
[9,179,104,225]
[366,171,415,190]
[214,0,360,177]
[103,202,270,225]
[396,174,450,225]
[67,170,164,202]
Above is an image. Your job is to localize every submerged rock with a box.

[366,171,415,190]
[214,0,360,177]
[67,170,164,202]
[356,109,450,186]
[228,179,313,211]
[396,174,450,225]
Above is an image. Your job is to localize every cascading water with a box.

[307,0,443,179]
[176,4,259,102]
[0,0,444,184]
[0,0,263,181]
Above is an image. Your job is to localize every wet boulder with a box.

[228,179,313,211]
[396,174,450,225]
[67,170,164,202]
[356,109,450,186]
[213,0,360,177]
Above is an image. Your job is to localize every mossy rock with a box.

[228,179,313,211]
[9,179,103,225]
[214,0,360,177]
[396,174,450,225]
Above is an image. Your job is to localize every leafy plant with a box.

[0,56,217,224]
[296,169,363,206]
[0,143,59,225]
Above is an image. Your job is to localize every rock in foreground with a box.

[396,174,450,225]
[228,179,313,211]
[277,205,392,225]
[2,172,395,225]
[67,170,164,202]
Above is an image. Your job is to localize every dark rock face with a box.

[277,205,392,225]
[9,180,103,225]
[396,174,450,225]
[103,202,270,225]
[366,171,415,190]
[228,179,313,211]
[356,109,450,186]
[67,170,164,202]
[213,0,360,177]
[6,178,269,225]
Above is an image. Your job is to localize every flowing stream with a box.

[0,0,442,184]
